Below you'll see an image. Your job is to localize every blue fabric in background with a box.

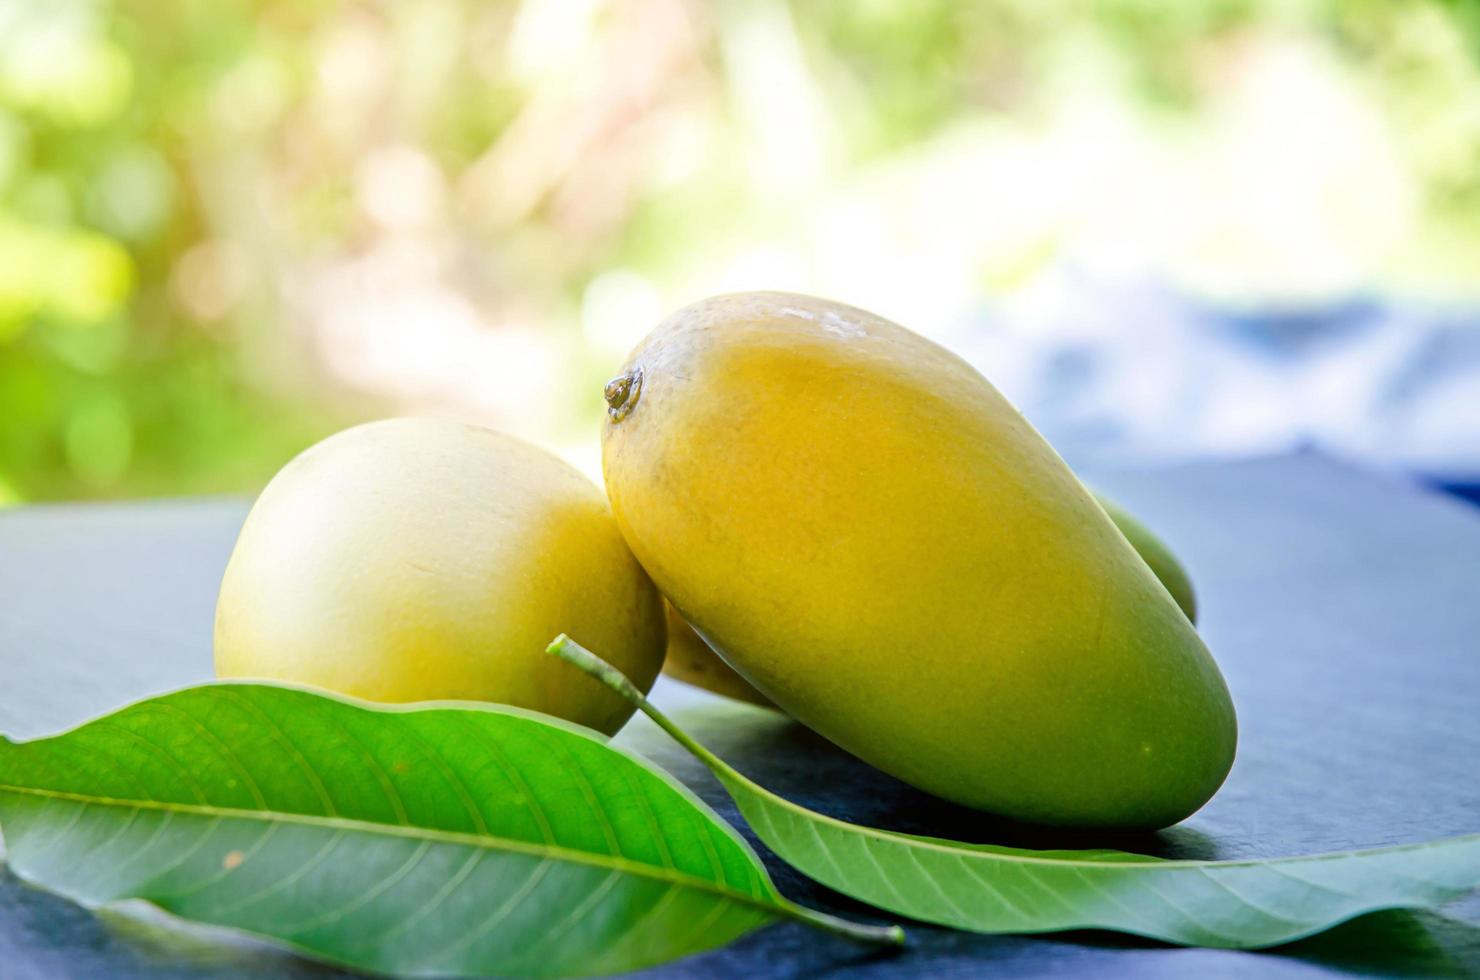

[948,275,1480,502]
[1435,480,1480,508]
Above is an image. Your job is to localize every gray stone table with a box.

[1,453,1478,978]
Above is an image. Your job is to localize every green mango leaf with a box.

[0,682,902,978]
[550,635,1480,950]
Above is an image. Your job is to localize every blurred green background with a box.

[2,0,1478,503]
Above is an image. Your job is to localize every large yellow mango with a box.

[602,292,1236,829]
[662,490,1200,707]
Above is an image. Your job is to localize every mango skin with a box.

[1096,495,1198,624]
[216,418,665,736]
[602,292,1237,829]
[663,601,776,707]
[663,492,1199,707]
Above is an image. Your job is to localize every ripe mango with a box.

[663,491,1199,707]
[662,601,776,707]
[1096,495,1198,624]
[602,292,1236,829]
[216,418,665,735]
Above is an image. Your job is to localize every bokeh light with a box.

[1,0,1478,503]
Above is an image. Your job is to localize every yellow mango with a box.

[602,292,1236,828]
[663,491,1199,707]
[662,601,776,707]
[216,418,665,735]
[1096,495,1198,624]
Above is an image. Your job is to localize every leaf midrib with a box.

[0,782,788,919]
[725,774,1480,873]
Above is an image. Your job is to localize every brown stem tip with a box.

[603,368,643,423]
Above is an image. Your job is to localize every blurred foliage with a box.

[0,0,1478,502]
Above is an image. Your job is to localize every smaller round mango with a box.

[214,418,665,735]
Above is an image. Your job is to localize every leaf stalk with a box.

[545,634,907,948]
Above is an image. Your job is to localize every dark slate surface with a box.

[1,452,1478,979]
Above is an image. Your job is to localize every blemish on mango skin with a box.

[778,304,869,340]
